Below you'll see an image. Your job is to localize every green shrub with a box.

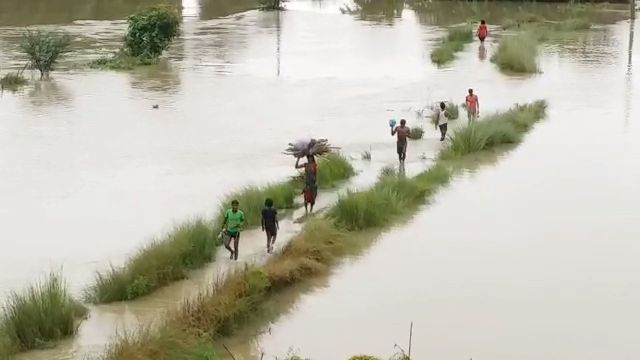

[410,127,425,140]
[491,34,538,74]
[124,6,180,58]
[0,273,87,354]
[85,219,216,303]
[20,30,70,78]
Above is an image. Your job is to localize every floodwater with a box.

[0,0,638,359]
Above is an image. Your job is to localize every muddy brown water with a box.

[1,0,638,359]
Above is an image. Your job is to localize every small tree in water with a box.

[20,30,71,79]
[124,6,180,58]
[258,0,287,11]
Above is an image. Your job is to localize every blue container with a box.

[389,119,397,128]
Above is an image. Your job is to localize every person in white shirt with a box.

[435,102,449,141]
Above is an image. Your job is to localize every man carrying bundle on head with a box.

[295,155,318,214]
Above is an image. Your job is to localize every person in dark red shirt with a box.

[295,155,318,214]
[477,20,488,43]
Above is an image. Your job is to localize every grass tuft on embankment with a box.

[96,101,546,360]
[85,219,216,303]
[0,273,87,357]
[430,25,473,66]
[491,34,539,74]
[440,100,547,159]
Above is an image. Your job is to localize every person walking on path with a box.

[435,102,449,141]
[465,89,480,124]
[295,155,318,214]
[391,119,411,163]
[221,199,245,260]
[477,20,488,43]
[261,198,279,253]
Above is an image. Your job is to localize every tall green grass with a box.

[0,273,87,356]
[85,219,216,303]
[316,153,356,189]
[96,101,546,360]
[440,100,547,159]
[430,25,473,66]
[491,34,539,74]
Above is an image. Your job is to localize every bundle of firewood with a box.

[283,138,338,158]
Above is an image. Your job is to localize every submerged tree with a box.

[124,6,180,58]
[20,30,71,79]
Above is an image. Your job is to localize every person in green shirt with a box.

[221,199,245,260]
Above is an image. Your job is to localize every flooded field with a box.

[1,0,638,359]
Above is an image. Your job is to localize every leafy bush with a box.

[0,273,87,354]
[410,127,425,140]
[20,30,70,78]
[124,6,180,58]
[491,34,538,74]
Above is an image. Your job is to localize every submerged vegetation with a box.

[0,71,28,91]
[410,126,425,140]
[88,154,353,303]
[20,30,70,79]
[0,273,87,357]
[430,25,473,65]
[258,0,287,11]
[85,219,216,303]
[96,101,546,360]
[91,6,180,70]
[440,100,547,159]
[491,34,539,74]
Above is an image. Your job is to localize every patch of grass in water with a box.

[440,100,547,160]
[90,52,159,70]
[430,25,473,66]
[0,72,28,91]
[316,153,356,189]
[410,126,425,140]
[491,34,539,74]
[0,273,87,356]
[85,219,216,303]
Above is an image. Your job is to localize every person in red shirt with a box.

[477,20,488,43]
[465,88,479,124]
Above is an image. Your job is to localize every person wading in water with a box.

[391,119,411,163]
[295,155,318,214]
[435,102,449,141]
[465,89,480,124]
